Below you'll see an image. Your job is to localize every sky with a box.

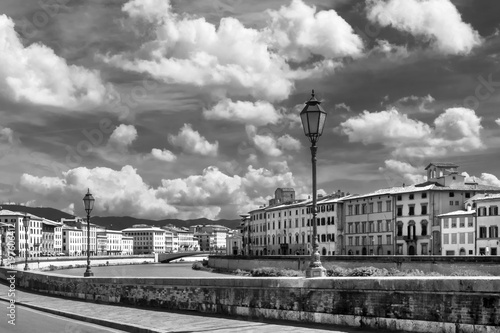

[1,0,500,220]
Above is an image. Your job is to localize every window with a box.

[386,220,391,231]
[421,205,427,215]
[421,243,428,255]
[397,195,402,201]
[459,233,466,244]
[377,202,382,212]
[348,205,353,215]
[348,237,353,246]
[451,233,457,244]
[451,218,457,228]
[386,235,391,245]
[355,205,360,215]
[465,193,470,198]
[444,219,450,228]
[355,223,360,233]
[361,222,366,233]
[377,220,382,232]
[468,232,474,244]
[369,203,374,213]
[348,223,353,234]
[422,192,427,199]
[449,192,455,197]
[355,237,359,245]
[377,235,382,245]
[362,204,366,214]
[397,206,403,217]
[443,234,449,244]
[409,206,415,216]
[397,223,403,236]
[421,222,428,236]
[490,226,498,238]
[478,207,487,216]
[409,194,414,200]
[449,201,454,206]
[489,206,498,216]
[459,217,465,228]
[467,217,473,227]
[479,226,487,238]
[386,201,392,211]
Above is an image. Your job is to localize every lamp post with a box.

[23,213,30,271]
[300,90,327,278]
[240,214,250,255]
[83,189,95,277]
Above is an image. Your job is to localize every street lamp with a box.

[240,214,250,255]
[23,213,30,271]
[300,90,327,278]
[83,189,95,277]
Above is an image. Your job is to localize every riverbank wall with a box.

[5,255,156,270]
[208,255,500,275]
[1,268,498,332]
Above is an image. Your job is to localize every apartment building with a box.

[122,236,133,255]
[41,218,62,256]
[470,194,500,255]
[61,217,97,255]
[62,225,83,256]
[122,225,165,254]
[0,209,43,258]
[438,210,475,256]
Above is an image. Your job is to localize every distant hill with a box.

[0,204,241,230]
[1,204,75,221]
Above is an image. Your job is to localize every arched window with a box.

[421,220,428,236]
[397,221,403,236]
[408,220,416,240]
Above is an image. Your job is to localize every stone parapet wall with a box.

[7,255,156,270]
[1,268,498,332]
[209,255,500,275]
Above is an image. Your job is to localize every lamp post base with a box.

[24,265,30,271]
[84,265,94,277]
[305,265,326,278]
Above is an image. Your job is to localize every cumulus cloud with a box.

[246,125,301,157]
[379,159,426,186]
[367,0,482,55]
[0,127,15,144]
[203,99,282,126]
[265,0,364,62]
[168,123,218,156]
[108,124,138,150]
[335,103,351,112]
[151,148,177,162]
[0,15,109,108]
[338,107,484,158]
[496,118,500,127]
[461,171,500,187]
[20,162,299,219]
[103,0,362,102]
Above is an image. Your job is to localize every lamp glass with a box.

[83,190,95,212]
[23,214,30,228]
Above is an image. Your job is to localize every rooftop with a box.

[438,210,475,217]
[425,162,459,169]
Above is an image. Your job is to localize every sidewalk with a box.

[0,283,377,333]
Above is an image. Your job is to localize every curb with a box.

[0,297,163,333]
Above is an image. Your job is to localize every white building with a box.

[122,235,133,255]
[61,217,97,256]
[0,209,43,258]
[104,229,123,255]
[122,225,165,254]
[438,210,475,256]
[62,225,83,256]
[471,194,500,255]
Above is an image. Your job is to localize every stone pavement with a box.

[0,283,384,333]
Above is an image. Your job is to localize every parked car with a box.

[56,252,66,256]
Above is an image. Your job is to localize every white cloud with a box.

[168,123,218,156]
[151,148,176,162]
[335,103,351,112]
[104,0,362,102]
[21,165,178,219]
[0,15,109,108]
[0,127,15,144]
[108,124,138,150]
[395,94,435,113]
[203,99,282,126]
[246,125,301,156]
[367,0,482,55]
[338,107,484,158]
[379,159,426,186]
[496,118,500,127]
[277,134,302,151]
[265,0,364,62]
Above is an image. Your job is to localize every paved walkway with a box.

[0,283,384,333]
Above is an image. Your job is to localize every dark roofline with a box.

[425,162,459,170]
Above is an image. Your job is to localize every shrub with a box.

[450,270,492,276]
[250,267,301,277]
[192,262,203,270]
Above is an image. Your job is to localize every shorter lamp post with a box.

[300,90,327,278]
[83,189,95,277]
[23,213,30,271]
[239,214,250,255]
